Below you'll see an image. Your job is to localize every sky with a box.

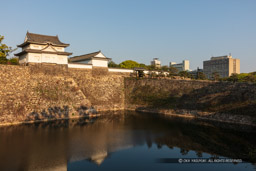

[1,0,256,72]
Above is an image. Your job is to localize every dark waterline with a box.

[0,111,255,171]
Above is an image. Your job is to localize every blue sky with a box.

[1,0,256,72]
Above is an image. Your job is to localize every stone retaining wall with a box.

[125,78,256,117]
[1,64,256,125]
[0,65,127,124]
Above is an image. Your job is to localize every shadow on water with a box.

[0,111,256,170]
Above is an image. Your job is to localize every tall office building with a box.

[203,55,240,79]
[169,60,190,72]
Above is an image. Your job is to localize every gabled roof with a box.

[17,32,69,47]
[69,51,111,62]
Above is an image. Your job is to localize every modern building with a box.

[203,55,240,79]
[169,60,190,72]
[151,58,161,68]
[15,32,72,65]
[69,51,111,68]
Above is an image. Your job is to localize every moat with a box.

[0,111,255,171]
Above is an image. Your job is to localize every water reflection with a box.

[0,111,255,171]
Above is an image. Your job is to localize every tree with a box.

[146,65,155,71]
[161,65,169,72]
[244,74,256,83]
[179,71,191,78]
[119,60,140,69]
[168,66,179,77]
[108,60,119,68]
[0,35,11,64]
[9,57,19,65]
[139,63,147,69]
[250,72,256,76]
[228,73,239,82]
[212,71,220,81]
[197,72,206,80]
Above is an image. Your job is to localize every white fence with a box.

[108,68,133,73]
[68,63,92,69]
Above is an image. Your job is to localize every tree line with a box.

[108,60,207,80]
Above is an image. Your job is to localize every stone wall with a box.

[1,64,256,125]
[0,64,128,124]
[69,67,128,111]
[124,78,256,116]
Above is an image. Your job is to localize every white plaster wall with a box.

[57,55,68,64]
[68,63,92,69]
[92,59,108,67]
[27,53,68,64]
[30,44,43,50]
[95,52,106,58]
[28,53,42,63]
[108,68,133,73]
[42,54,56,63]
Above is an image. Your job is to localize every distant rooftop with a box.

[211,55,232,60]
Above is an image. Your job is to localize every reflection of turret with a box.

[87,151,108,165]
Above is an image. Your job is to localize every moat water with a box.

[0,111,255,171]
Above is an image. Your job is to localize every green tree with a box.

[0,35,11,64]
[179,71,191,78]
[212,71,220,81]
[8,57,19,65]
[244,74,256,83]
[197,72,207,80]
[168,66,179,77]
[146,65,155,71]
[161,65,169,71]
[119,60,140,69]
[228,73,239,82]
[108,60,119,68]
[139,63,147,69]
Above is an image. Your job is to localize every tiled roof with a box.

[69,51,111,62]
[17,32,69,47]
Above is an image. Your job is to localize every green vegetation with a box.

[108,60,119,68]
[119,60,141,69]
[0,35,10,64]
[0,35,18,65]
[221,72,256,83]
[8,57,19,65]
[168,66,179,76]
[196,72,207,80]
[178,71,192,78]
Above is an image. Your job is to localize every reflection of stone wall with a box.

[0,111,255,170]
